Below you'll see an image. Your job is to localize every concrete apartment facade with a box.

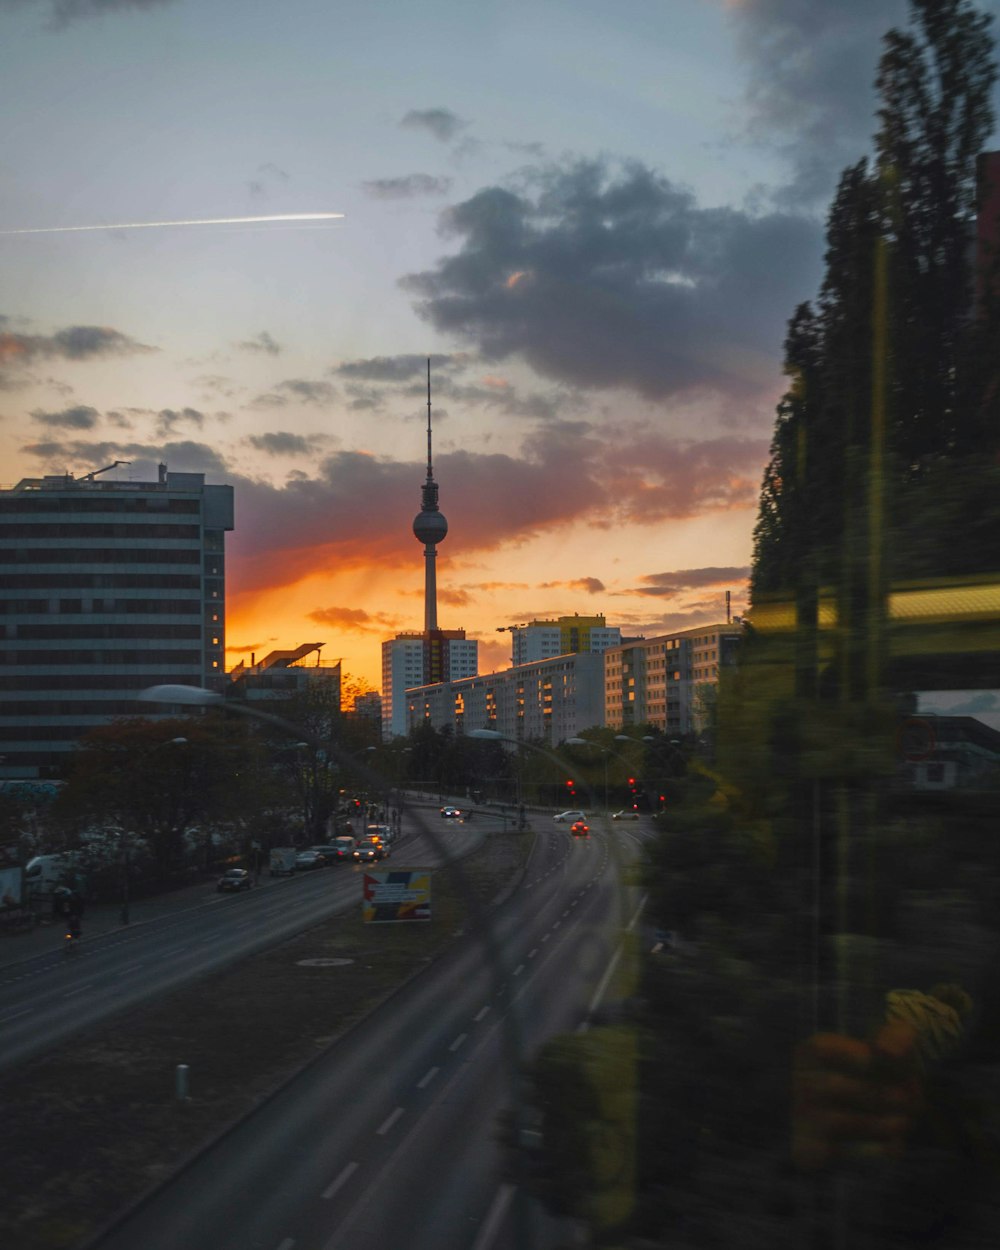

[507,614,622,666]
[0,467,234,780]
[604,623,742,736]
[406,651,606,744]
[382,631,478,739]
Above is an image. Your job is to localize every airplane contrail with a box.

[0,211,345,236]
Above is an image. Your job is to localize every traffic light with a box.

[566,779,575,788]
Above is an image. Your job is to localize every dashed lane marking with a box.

[322,1161,357,1200]
[376,1107,404,1136]
[449,1032,468,1052]
[417,1066,439,1089]
[474,1005,490,1022]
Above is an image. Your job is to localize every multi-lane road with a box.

[1,806,660,1249]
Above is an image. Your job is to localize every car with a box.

[353,839,385,863]
[553,810,586,823]
[365,823,395,844]
[571,820,590,838]
[326,836,357,861]
[440,806,462,818]
[294,850,326,871]
[612,809,640,820]
[216,868,252,893]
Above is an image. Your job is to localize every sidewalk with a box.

[0,876,224,969]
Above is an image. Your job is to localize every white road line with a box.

[449,1032,468,1052]
[159,944,190,957]
[276,1239,295,1250]
[513,964,524,977]
[0,1007,33,1024]
[62,982,94,997]
[116,962,144,975]
[417,1066,439,1089]
[528,948,538,959]
[474,1005,490,1022]
[322,1161,358,1199]
[377,1106,404,1136]
[541,933,550,943]
[471,1183,516,1250]
[554,920,561,930]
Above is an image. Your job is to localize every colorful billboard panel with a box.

[362,870,431,924]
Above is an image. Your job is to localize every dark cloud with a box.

[156,407,205,436]
[251,378,337,408]
[334,353,457,382]
[725,0,935,206]
[236,331,282,356]
[307,605,401,633]
[19,437,228,475]
[29,404,99,430]
[0,323,154,373]
[362,174,453,200]
[635,566,751,597]
[400,107,467,143]
[2,0,177,30]
[403,158,822,403]
[401,372,578,421]
[539,577,606,594]
[247,431,327,457]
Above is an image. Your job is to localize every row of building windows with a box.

[0,496,201,515]
[0,699,160,718]
[0,598,202,616]
[0,548,202,565]
[7,624,203,641]
[0,573,203,590]
[0,673,202,691]
[0,523,201,540]
[0,649,202,665]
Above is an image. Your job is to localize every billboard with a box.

[362,869,432,924]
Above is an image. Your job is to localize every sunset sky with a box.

[2,0,997,693]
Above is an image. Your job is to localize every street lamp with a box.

[119,735,187,925]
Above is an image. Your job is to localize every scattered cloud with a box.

[307,605,402,633]
[400,107,467,143]
[362,173,453,200]
[334,353,457,383]
[247,161,290,197]
[19,437,228,475]
[29,404,99,430]
[236,331,282,356]
[251,378,338,408]
[538,576,606,594]
[437,587,472,607]
[634,565,751,597]
[247,431,329,456]
[155,407,205,436]
[0,324,155,378]
[4,0,178,32]
[403,157,822,404]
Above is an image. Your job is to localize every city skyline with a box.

[2,1,997,691]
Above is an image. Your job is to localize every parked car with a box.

[611,809,640,821]
[441,806,462,818]
[294,850,326,871]
[571,820,590,838]
[353,839,385,863]
[217,868,252,893]
[554,810,586,823]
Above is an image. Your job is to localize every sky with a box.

[1,0,998,695]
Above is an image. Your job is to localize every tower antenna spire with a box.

[426,356,433,479]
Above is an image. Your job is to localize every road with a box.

[91,820,648,1250]
[0,802,486,1071]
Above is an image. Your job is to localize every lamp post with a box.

[119,735,187,925]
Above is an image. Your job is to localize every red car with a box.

[570,820,590,838]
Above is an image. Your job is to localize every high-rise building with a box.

[505,614,621,666]
[0,465,234,780]
[381,364,477,738]
[604,623,741,736]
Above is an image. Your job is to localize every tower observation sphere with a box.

[413,507,448,545]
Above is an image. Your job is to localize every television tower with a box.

[412,358,448,631]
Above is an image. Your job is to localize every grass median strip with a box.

[0,831,531,1250]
